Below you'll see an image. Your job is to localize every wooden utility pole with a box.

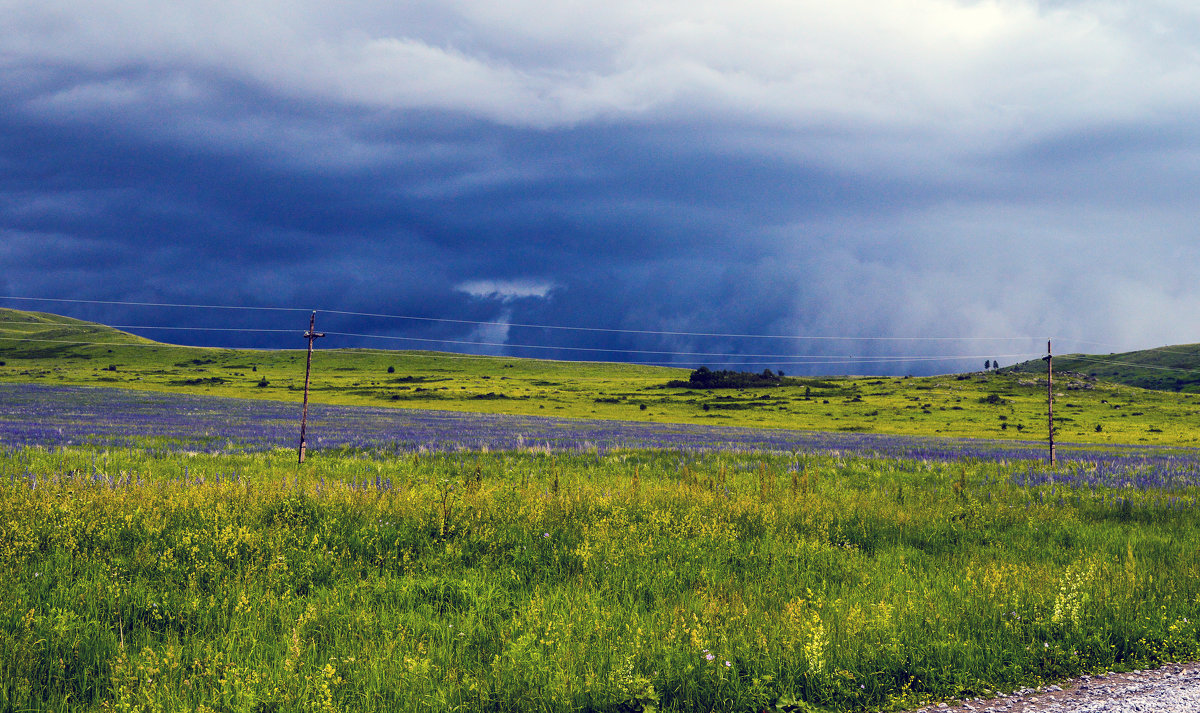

[298,311,325,464]
[1043,338,1055,466]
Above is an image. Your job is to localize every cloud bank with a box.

[3,0,1200,373]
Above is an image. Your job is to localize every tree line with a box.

[667,366,785,389]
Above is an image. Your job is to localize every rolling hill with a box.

[1009,344,1200,393]
[0,308,156,357]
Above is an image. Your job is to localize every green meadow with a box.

[4,308,1200,446]
[2,448,1199,712]
[3,308,1200,712]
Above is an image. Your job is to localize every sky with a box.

[3,0,1200,375]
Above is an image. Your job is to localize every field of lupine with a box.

[3,384,1200,712]
[8,383,1200,470]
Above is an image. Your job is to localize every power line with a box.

[1,321,297,334]
[1,335,1027,371]
[0,334,1034,366]
[0,321,1039,363]
[3,295,1133,373]
[0,320,1033,357]
[1058,338,1128,350]
[321,309,1036,342]
[0,336,305,352]
[111,325,297,334]
[1059,337,1200,360]
[1067,354,1200,376]
[0,295,1037,343]
[320,329,1037,360]
[0,296,310,313]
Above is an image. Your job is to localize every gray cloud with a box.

[3,1,1200,373]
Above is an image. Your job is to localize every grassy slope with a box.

[1010,344,1200,393]
[4,307,1200,446]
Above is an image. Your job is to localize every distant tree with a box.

[985,360,991,370]
[387,365,395,374]
[992,359,999,370]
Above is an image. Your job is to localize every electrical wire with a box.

[0,320,1038,358]
[1059,338,1200,361]
[320,329,1038,360]
[0,321,296,334]
[0,321,1040,364]
[0,334,1035,369]
[18,296,1185,373]
[0,296,309,313]
[0,295,1037,342]
[1066,354,1200,376]
[0,336,305,352]
[320,309,1036,342]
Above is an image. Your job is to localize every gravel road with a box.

[900,662,1200,713]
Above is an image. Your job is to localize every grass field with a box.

[2,446,1199,712]
[3,308,1200,711]
[5,308,1200,447]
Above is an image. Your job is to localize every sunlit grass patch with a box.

[2,447,1199,711]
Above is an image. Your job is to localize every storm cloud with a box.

[3,1,1200,374]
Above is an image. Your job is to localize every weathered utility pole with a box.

[298,311,325,464]
[1043,338,1055,466]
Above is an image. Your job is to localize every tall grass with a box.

[2,447,1198,711]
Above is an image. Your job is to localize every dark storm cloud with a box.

[4,1,1200,373]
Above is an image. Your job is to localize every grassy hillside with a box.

[0,309,156,355]
[4,308,1200,446]
[1009,344,1200,393]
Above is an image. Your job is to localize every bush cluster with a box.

[668,366,785,389]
